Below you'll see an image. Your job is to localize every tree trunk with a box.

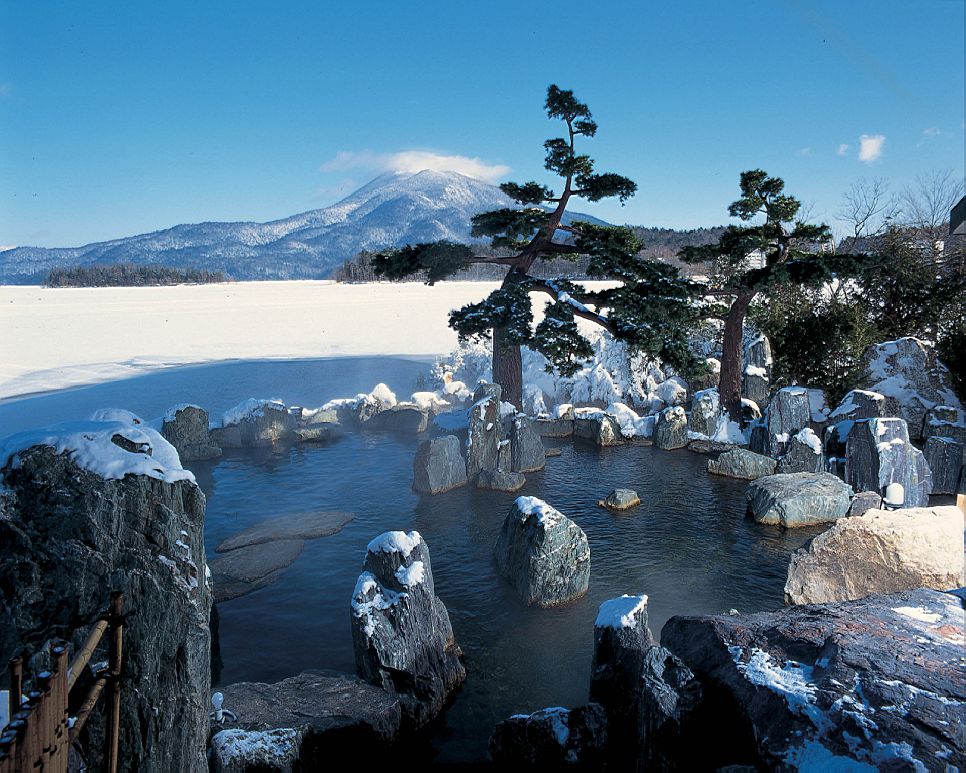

[719,290,756,422]
[492,325,523,409]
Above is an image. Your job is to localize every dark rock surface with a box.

[466,383,502,478]
[776,429,824,474]
[662,589,966,771]
[845,417,932,507]
[477,468,526,492]
[924,436,963,495]
[573,412,623,447]
[209,540,305,603]
[687,438,736,455]
[350,531,465,730]
[412,434,467,494]
[533,416,574,437]
[509,415,546,473]
[488,704,608,768]
[750,387,811,459]
[161,404,221,461]
[293,423,342,443]
[210,425,243,449]
[742,371,770,409]
[0,445,211,772]
[746,472,852,527]
[922,405,965,443]
[688,388,720,438]
[209,670,400,771]
[365,406,429,434]
[847,490,882,516]
[228,403,298,447]
[215,511,353,552]
[654,406,688,450]
[638,645,705,771]
[493,497,591,607]
[597,488,640,511]
[707,448,777,480]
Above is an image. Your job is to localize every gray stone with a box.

[210,540,305,602]
[365,406,429,434]
[688,388,720,438]
[351,531,465,730]
[573,412,623,447]
[466,383,502,478]
[924,436,963,495]
[741,371,770,409]
[750,387,811,458]
[216,511,353,553]
[598,489,641,511]
[493,497,590,607]
[210,670,401,772]
[303,407,341,425]
[661,589,966,771]
[690,357,720,393]
[654,406,688,450]
[412,434,467,495]
[784,506,965,605]
[533,417,574,437]
[745,334,773,371]
[544,447,562,458]
[232,404,298,447]
[740,398,762,424]
[687,438,736,455]
[293,423,342,443]
[509,415,545,473]
[823,389,889,460]
[210,425,243,449]
[488,704,608,768]
[776,429,824,474]
[0,445,211,772]
[845,417,932,507]
[746,472,852,527]
[848,490,882,516]
[161,404,221,461]
[922,405,965,444]
[637,646,704,772]
[477,469,526,492]
[707,448,776,480]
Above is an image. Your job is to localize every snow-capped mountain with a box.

[0,170,608,283]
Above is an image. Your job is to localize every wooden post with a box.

[51,644,69,769]
[7,658,21,731]
[67,619,109,692]
[105,592,124,773]
[35,670,52,764]
[23,691,41,771]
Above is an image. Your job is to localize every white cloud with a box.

[921,127,941,137]
[837,143,850,156]
[320,150,510,182]
[858,134,885,163]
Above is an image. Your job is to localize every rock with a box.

[477,469,526,492]
[638,645,704,772]
[365,406,429,434]
[690,356,721,392]
[162,404,221,461]
[824,389,889,462]
[745,334,773,371]
[707,448,776,480]
[688,388,720,438]
[210,425,243,449]
[687,438,736,455]
[847,490,882,517]
[412,435,467,495]
[746,472,853,527]
[784,506,965,604]
[924,436,964,495]
[351,531,465,730]
[598,489,640,511]
[922,405,966,444]
[293,423,342,443]
[488,704,608,768]
[544,447,562,458]
[466,383,503,477]
[210,670,400,772]
[662,589,966,770]
[215,511,353,553]
[654,406,688,450]
[845,417,932,507]
[533,417,574,438]
[776,428,824,474]
[573,411,623,447]
[303,407,341,425]
[509,415,545,473]
[0,444,211,772]
[740,398,762,424]
[590,595,653,763]
[749,387,811,459]
[493,496,591,607]
[858,337,963,440]
[742,370,770,409]
[227,402,298,447]
[209,540,305,603]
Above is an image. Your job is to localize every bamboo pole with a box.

[35,671,52,763]
[23,691,41,771]
[68,677,106,743]
[105,592,124,773]
[67,619,109,692]
[51,644,69,770]
[7,658,21,730]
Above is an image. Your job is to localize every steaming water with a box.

[0,357,822,764]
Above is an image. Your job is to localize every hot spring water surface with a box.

[0,357,823,764]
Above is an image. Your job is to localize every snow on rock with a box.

[489,704,608,768]
[210,728,300,771]
[409,391,449,413]
[90,407,145,425]
[595,594,650,630]
[606,402,655,439]
[221,398,286,428]
[795,428,823,455]
[710,414,747,445]
[0,420,194,484]
[366,530,422,558]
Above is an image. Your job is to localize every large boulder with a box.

[637,645,704,771]
[707,448,776,480]
[662,589,966,771]
[222,399,298,446]
[784,506,965,605]
[573,411,623,447]
[858,337,963,440]
[350,531,465,729]
[533,416,575,438]
[477,469,526,492]
[922,404,966,444]
[688,388,720,438]
[746,472,853,527]
[598,488,640,511]
[493,497,591,607]
[0,426,211,772]
[161,404,221,461]
[823,388,888,461]
[750,387,811,459]
[466,383,503,477]
[923,436,963,495]
[488,704,608,768]
[365,406,429,434]
[845,417,932,507]
[654,406,688,450]
[776,428,824,474]
[743,335,773,407]
[209,670,400,772]
[412,435,467,495]
[509,415,546,473]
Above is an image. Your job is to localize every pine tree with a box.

[372,85,701,407]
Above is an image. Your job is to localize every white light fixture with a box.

[211,692,224,722]
[883,482,904,510]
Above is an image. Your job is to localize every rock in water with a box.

[598,489,641,511]
[412,434,467,494]
[688,388,720,438]
[776,428,824,474]
[509,415,545,473]
[350,530,465,729]
[210,670,400,771]
[0,439,210,772]
[661,589,966,770]
[488,704,608,768]
[216,510,353,552]
[493,496,591,607]
[477,469,526,492]
[365,406,429,434]
[707,448,777,480]
[223,399,298,446]
[923,436,963,495]
[573,411,623,447]
[161,404,221,461]
[845,417,932,507]
[466,383,502,477]
[533,416,574,437]
[746,472,852,527]
[209,539,305,603]
[654,406,688,450]
[784,505,965,605]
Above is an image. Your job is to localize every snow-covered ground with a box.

[0,280,511,400]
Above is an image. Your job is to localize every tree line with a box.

[46,264,227,287]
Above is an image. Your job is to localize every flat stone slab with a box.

[216,511,353,553]
[598,488,641,511]
[746,472,852,527]
[544,448,562,458]
[708,448,776,480]
[210,539,304,602]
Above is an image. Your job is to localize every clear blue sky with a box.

[1,0,963,247]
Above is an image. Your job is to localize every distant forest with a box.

[333,225,728,282]
[46,264,227,287]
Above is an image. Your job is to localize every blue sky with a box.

[1,0,963,247]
